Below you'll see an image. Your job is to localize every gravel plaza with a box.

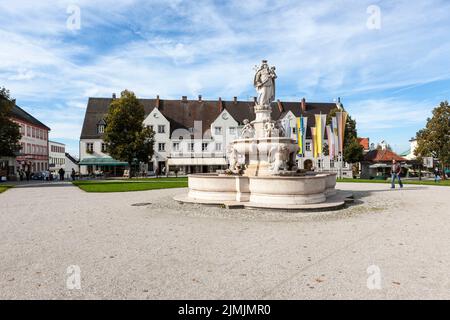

[1,182,449,299]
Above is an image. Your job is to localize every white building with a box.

[79,95,352,176]
[49,141,66,173]
[65,153,79,178]
[400,138,418,160]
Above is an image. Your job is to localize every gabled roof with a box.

[80,97,337,140]
[364,149,407,162]
[65,153,79,164]
[1,96,50,130]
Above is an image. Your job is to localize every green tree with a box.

[103,90,155,177]
[0,87,21,158]
[415,101,450,179]
[326,105,364,164]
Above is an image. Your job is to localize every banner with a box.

[336,112,348,154]
[326,125,334,158]
[332,116,339,158]
[311,127,318,158]
[296,116,308,155]
[314,114,327,156]
[315,115,322,155]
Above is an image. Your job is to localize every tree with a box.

[103,90,155,177]
[326,105,364,164]
[0,87,21,158]
[415,101,450,179]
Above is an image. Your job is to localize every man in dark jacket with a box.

[58,168,65,181]
[391,159,403,189]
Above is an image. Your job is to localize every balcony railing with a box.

[169,152,226,158]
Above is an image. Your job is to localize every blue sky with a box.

[1,0,450,157]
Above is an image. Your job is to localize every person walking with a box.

[391,159,403,189]
[434,167,441,183]
[58,168,65,181]
[71,168,76,181]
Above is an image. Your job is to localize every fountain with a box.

[174,61,352,210]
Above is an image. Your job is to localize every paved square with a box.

[1,183,449,299]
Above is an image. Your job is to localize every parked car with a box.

[31,171,46,180]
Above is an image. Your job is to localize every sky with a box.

[1,0,450,157]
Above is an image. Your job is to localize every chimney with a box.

[218,97,224,113]
[276,99,284,113]
[112,93,116,99]
[198,95,202,102]
[233,96,237,104]
[301,97,306,112]
[181,96,188,102]
[155,95,160,109]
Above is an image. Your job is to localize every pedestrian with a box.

[26,169,30,181]
[391,159,403,189]
[434,167,440,183]
[71,168,76,181]
[58,168,65,181]
[155,167,159,178]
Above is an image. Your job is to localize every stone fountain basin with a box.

[187,172,335,205]
[248,174,327,205]
[188,174,237,201]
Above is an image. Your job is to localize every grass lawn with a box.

[337,178,450,186]
[0,185,13,193]
[72,177,188,192]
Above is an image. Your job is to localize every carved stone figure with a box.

[240,119,255,138]
[269,145,290,174]
[227,145,239,171]
[254,60,277,107]
[263,121,280,137]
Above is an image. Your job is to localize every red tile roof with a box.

[357,137,369,150]
[364,149,407,162]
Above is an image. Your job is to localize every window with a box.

[158,143,165,152]
[32,127,36,138]
[101,143,107,153]
[158,125,165,133]
[172,142,180,151]
[330,160,334,168]
[202,143,208,151]
[292,127,297,134]
[305,142,311,152]
[229,127,236,135]
[148,125,154,132]
[318,159,322,168]
[86,143,94,153]
[27,143,31,153]
[215,127,222,135]
[97,125,105,134]
[27,126,31,137]
[215,143,222,151]
[188,143,194,152]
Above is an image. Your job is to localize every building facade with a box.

[79,95,352,176]
[49,141,66,173]
[5,101,51,177]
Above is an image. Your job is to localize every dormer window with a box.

[97,119,106,134]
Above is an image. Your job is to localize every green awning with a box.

[79,157,128,166]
